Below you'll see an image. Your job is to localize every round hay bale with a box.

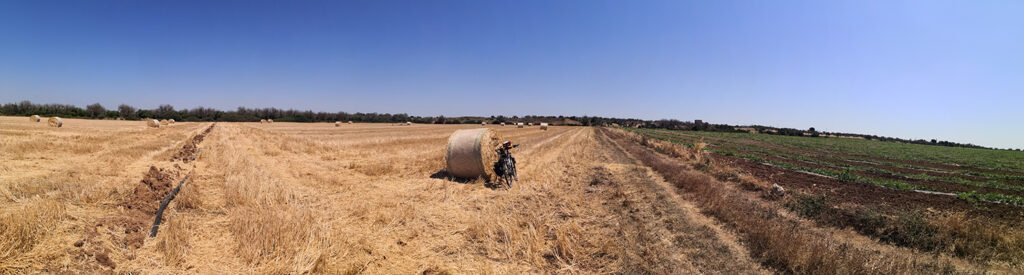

[268,119,274,123]
[30,115,40,122]
[445,128,501,179]
[500,122,506,126]
[160,119,169,125]
[348,121,353,124]
[481,122,487,126]
[260,119,266,124]
[540,123,549,130]
[528,122,533,126]
[147,119,160,128]
[406,121,412,125]
[168,119,175,124]
[335,121,341,127]
[48,117,62,128]
[516,123,524,128]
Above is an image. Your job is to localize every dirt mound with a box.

[171,124,214,163]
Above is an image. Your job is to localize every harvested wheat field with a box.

[0,116,1017,274]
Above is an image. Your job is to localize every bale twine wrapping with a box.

[160,119,169,125]
[147,119,160,128]
[48,117,62,128]
[260,119,266,124]
[445,128,501,179]
[540,123,549,130]
[517,123,524,128]
[30,115,40,122]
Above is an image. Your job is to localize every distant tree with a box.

[808,127,816,132]
[118,104,138,120]
[86,103,106,118]
[931,139,938,144]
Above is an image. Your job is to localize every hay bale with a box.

[539,123,549,130]
[268,119,274,123]
[48,117,62,128]
[406,121,412,125]
[160,119,169,125]
[335,121,341,127]
[168,119,175,124]
[30,115,40,122]
[348,121,353,124]
[481,122,487,126]
[516,123,524,128]
[260,119,266,124]
[528,122,533,126]
[147,119,160,128]
[500,122,506,126]
[445,128,501,179]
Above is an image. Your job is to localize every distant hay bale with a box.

[445,128,501,180]
[348,121,353,124]
[540,123,549,130]
[481,122,487,126]
[168,119,175,124]
[500,122,506,126]
[528,122,533,126]
[406,121,412,125]
[160,119,169,125]
[30,115,40,122]
[48,117,62,128]
[516,123,524,128]
[260,119,267,124]
[335,121,340,127]
[268,119,274,123]
[147,119,160,128]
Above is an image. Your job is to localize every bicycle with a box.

[495,143,518,188]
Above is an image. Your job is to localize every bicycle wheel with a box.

[504,160,514,188]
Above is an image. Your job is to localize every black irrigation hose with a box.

[150,172,191,237]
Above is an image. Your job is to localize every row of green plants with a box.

[630,128,1024,207]
[641,128,1024,187]
[657,129,1024,172]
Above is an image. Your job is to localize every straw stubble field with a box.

[0,117,762,274]
[3,116,1018,274]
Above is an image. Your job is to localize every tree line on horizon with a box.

[2,100,1015,151]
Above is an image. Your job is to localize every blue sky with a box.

[1,1,1022,148]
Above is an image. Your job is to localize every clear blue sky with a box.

[1,1,1022,148]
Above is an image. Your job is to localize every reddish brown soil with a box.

[713,153,1024,221]
[171,124,214,163]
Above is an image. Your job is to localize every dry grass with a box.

[8,116,1007,274]
[600,127,1008,274]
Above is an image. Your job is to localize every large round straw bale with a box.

[446,128,501,179]
[30,115,40,122]
[348,121,353,124]
[500,122,506,126]
[540,123,549,130]
[260,119,266,124]
[48,117,62,128]
[160,119,169,125]
[481,122,487,126]
[516,123,524,128]
[335,121,341,127]
[268,119,274,123]
[406,121,412,125]
[147,119,160,128]
[168,119,175,124]
[528,122,533,126]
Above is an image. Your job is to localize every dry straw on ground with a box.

[445,128,501,180]
[47,117,62,128]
